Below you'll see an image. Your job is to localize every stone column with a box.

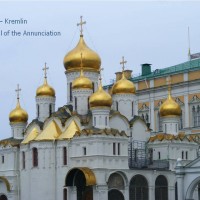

[68,186,77,200]
[93,185,108,200]
[149,185,155,200]
[168,186,175,200]
[124,185,129,200]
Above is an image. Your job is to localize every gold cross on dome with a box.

[77,16,86,35]
[42,62,49,79]
[120,56,127,72]
[15,84,21,100]
[99,67,104,81]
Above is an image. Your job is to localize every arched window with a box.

[193,106,197,127]
[37,104,40,118]
[63,147,67,165]
[63,188,67,200]
[158,112,162,131]
[49,104,52,116]
[74,97,77,110]
[92,82,95,93]
[116,102,118,111]
[155,175,168,200]
[132,102,134,116]
[105,117,107,126]
[94,117,96,126]
[108,173,125,190]
[32,148,38,167]
[70,82,72,101]
[0,195,8,200]
[180,110,183,129]
[182,151,184,159]
[22,151,25,169]
[129,175,148,200]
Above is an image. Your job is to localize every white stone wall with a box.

[72,89,92,115]
[36,96,55,122]
[161,116,180,135]
[10,122,27,139]
[112,94,136,120]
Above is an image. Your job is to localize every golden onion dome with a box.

[9,100,28,123]
[159,91,181,117]
[89,83,112,108]
[72,70,92,90]
[112,73,136,95]
[63,35,101,72]
[36,78,55,97]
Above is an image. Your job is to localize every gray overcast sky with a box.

[0,1,200,139]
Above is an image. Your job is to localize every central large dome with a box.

[63,35,101,72]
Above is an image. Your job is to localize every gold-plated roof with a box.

[67,167,96,186]
[89,82,112,108]
[36,78,55,97]
[21,128,39,144]
[72,53,93,90]
[34,120,61,141]
[58,120,80,140]
[159,89,181,117]
[112,72,136,94]
[63,35,101,72]
[9,100,28,123]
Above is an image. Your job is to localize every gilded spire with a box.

[36,63,55,97]
[89,67,112,108]
[120,56,127,78]
[72,52,92,90]
[159,76,181,117]
[112,56,136,95]
[9,84,28,123]
[15,84,21,107]
[77,16,86,36]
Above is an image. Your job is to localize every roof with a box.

[104,58,200,89]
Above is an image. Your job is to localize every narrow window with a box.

[37,104,40,118]
[94,117,96,126]
[145,114,149,123]
[22,152,25,169]
[118,143,120,155]
[63,188,67,200]
[83,147,86,155]
[88,97,89,110]
[132,102,134,116]
[113,143,116,155]
[32,148,38,167]
[2,155,4,163]
[63,147,67,165]
[49,104,52,116]
[182,151,184,159]
[105,117,107,126]
[158,152,161,160]
[186,151,188,160]
[92,82,95,93]
[75,97,77,110]
[70,82,72,101]
[116,102,118,111]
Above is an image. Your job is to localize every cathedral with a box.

[0,17,200,200]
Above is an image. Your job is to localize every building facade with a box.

[0,19,200,200]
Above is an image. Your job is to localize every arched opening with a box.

[129,174,148,200]
[108,189,125,200]
[185,176,200,199]
[65,167,96,200]
[108,172,125,190]
[32,147,38,167]
[175,182,178,200]
[155,175,168,200]
[0,195,8,200]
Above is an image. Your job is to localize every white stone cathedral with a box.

[0,17,200,200]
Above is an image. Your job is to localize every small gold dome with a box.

[89,83,112,108]
[63,35,101,72]
[72,70,92,90]
[36,78,55,97]
[159,92,181,117]
[112,73,136,94]
[9,100,28,123]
